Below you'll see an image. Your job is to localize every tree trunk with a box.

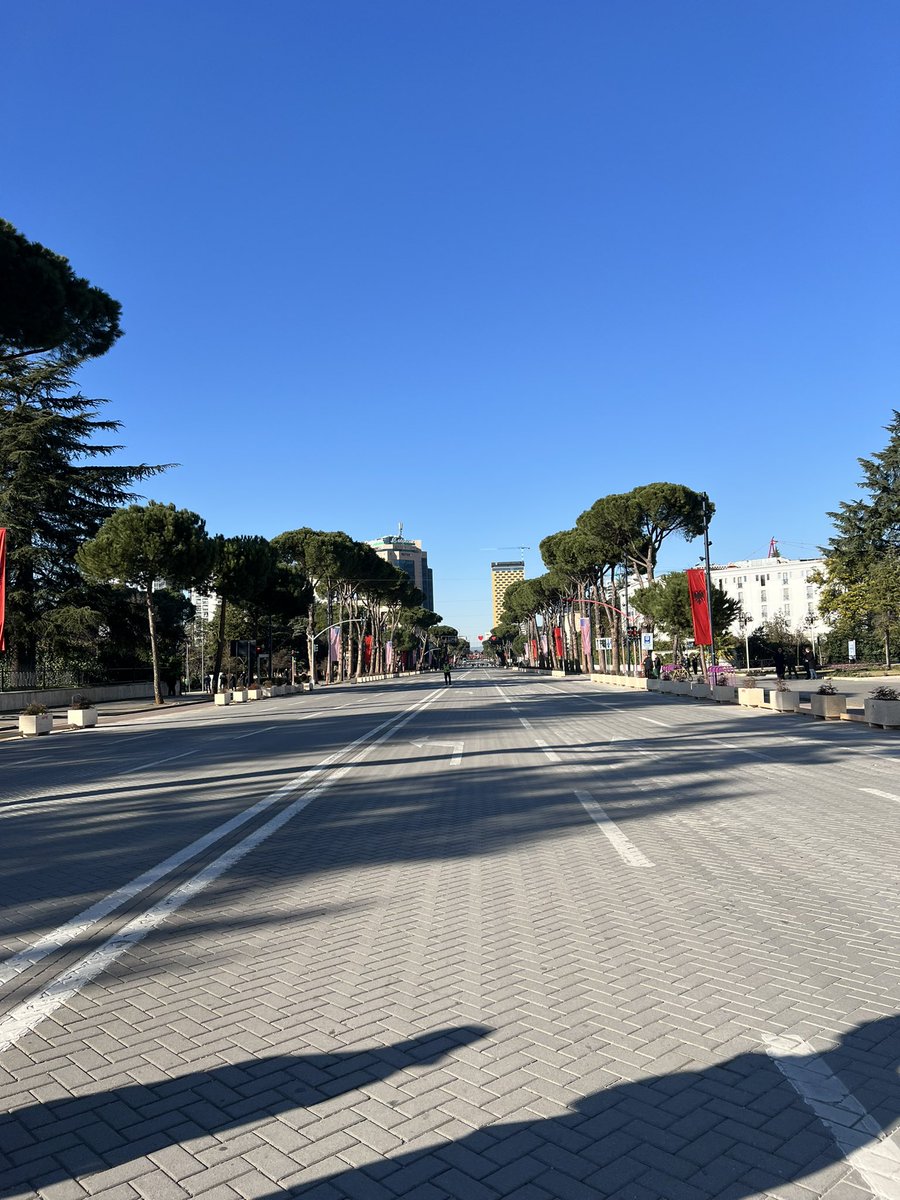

[146,586,164,705]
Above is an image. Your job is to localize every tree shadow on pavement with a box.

[0,1025,491,1198]
[253,1013,900,1199]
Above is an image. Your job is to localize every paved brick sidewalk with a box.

[1,673,899,1199]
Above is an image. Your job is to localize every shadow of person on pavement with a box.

[245,1013,900,1199]
[0,1025,491,1197]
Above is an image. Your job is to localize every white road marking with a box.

[0,687,445,996]
[633,716,669,726]
[860,787,900,803]
[410,738,465,767]
[764,1033,900,1199]
[534,739,561,762]
[574,790,653,867]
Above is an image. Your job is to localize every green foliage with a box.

[0,219,122,365]
[820,413,900,664]
[0,360,169,673]
[78,502,214,592]
[78,503,214,702]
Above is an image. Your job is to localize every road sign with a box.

[641,632,654,651]
[596,637,612,651]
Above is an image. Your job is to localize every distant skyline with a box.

[4,1,898,642]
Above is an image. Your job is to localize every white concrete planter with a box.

[733,675,755,690]
[810,694,847,720]
[671,681,693,696]
[646,679,661,692]
[690,683,713,700]
[864,698,900,729]
[713,685,738,704]
[247,687,264,700]
[19,712,53,736]
[232,688,249,703]
[214,690,233,706]
[738,687,765,708]
[262,686,275,698]
[656,680,676,694]
[67,707,98,728]
[769,690,799,713]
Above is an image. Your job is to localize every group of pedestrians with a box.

[773,646,818,680]
[641,653,701,679]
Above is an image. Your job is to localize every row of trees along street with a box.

[490,413,900,674]
[488,483,737,674]
[0,220,462,703]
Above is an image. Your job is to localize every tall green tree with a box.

[0,361,167,675]
[78,503,215,704]
[208,535,279,688]
[820,412,900,665]
[0,219,122,365]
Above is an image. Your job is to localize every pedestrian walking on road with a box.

[802,646,818,679]
[443,661,452,686]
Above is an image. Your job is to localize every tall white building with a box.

[189,589,219,624]
[711,557,828,637]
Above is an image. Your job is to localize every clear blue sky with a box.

[4,2,899,642]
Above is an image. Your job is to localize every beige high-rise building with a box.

[491,560,525,626]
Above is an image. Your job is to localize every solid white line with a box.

[0,687,443,994]
[574,790,653,867]
[764,1033,900,1199]
[859,787,900,803]
[633,716,669,726]
[0,686,446,1053]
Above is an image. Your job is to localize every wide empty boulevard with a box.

[2,670,900,1200]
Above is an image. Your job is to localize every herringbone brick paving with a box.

[1,674,899,1198]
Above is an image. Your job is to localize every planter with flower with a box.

[769,681,799,713]
[67,694,98,728]
[810,680,846,720]
[19,703,53,737]
[864,686,900,729]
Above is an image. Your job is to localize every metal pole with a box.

[702,494,717,666]
[623,566,630,675]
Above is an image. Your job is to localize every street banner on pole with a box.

[0,528,6,651]
[385,640,393,671]
[553,627,564,659]
[686,568,712,646]
[580,618,591,656]
[328,626,341,663]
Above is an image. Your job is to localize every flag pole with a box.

[702,494,716,667]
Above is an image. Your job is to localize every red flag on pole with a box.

[686,568,712,646]
[553,626,564,659]
[0,528,6,652]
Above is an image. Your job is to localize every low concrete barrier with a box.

[0,681,164,714]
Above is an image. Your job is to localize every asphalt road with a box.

[1,669,900,1200]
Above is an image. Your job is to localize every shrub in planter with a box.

[864,685,900,729]
[67,694,98,728]
[19,703,53,737]
[770,682,799,713]
[810,681,846,720]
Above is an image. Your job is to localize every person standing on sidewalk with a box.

[802,646,818,679]
[773,646,786,680]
